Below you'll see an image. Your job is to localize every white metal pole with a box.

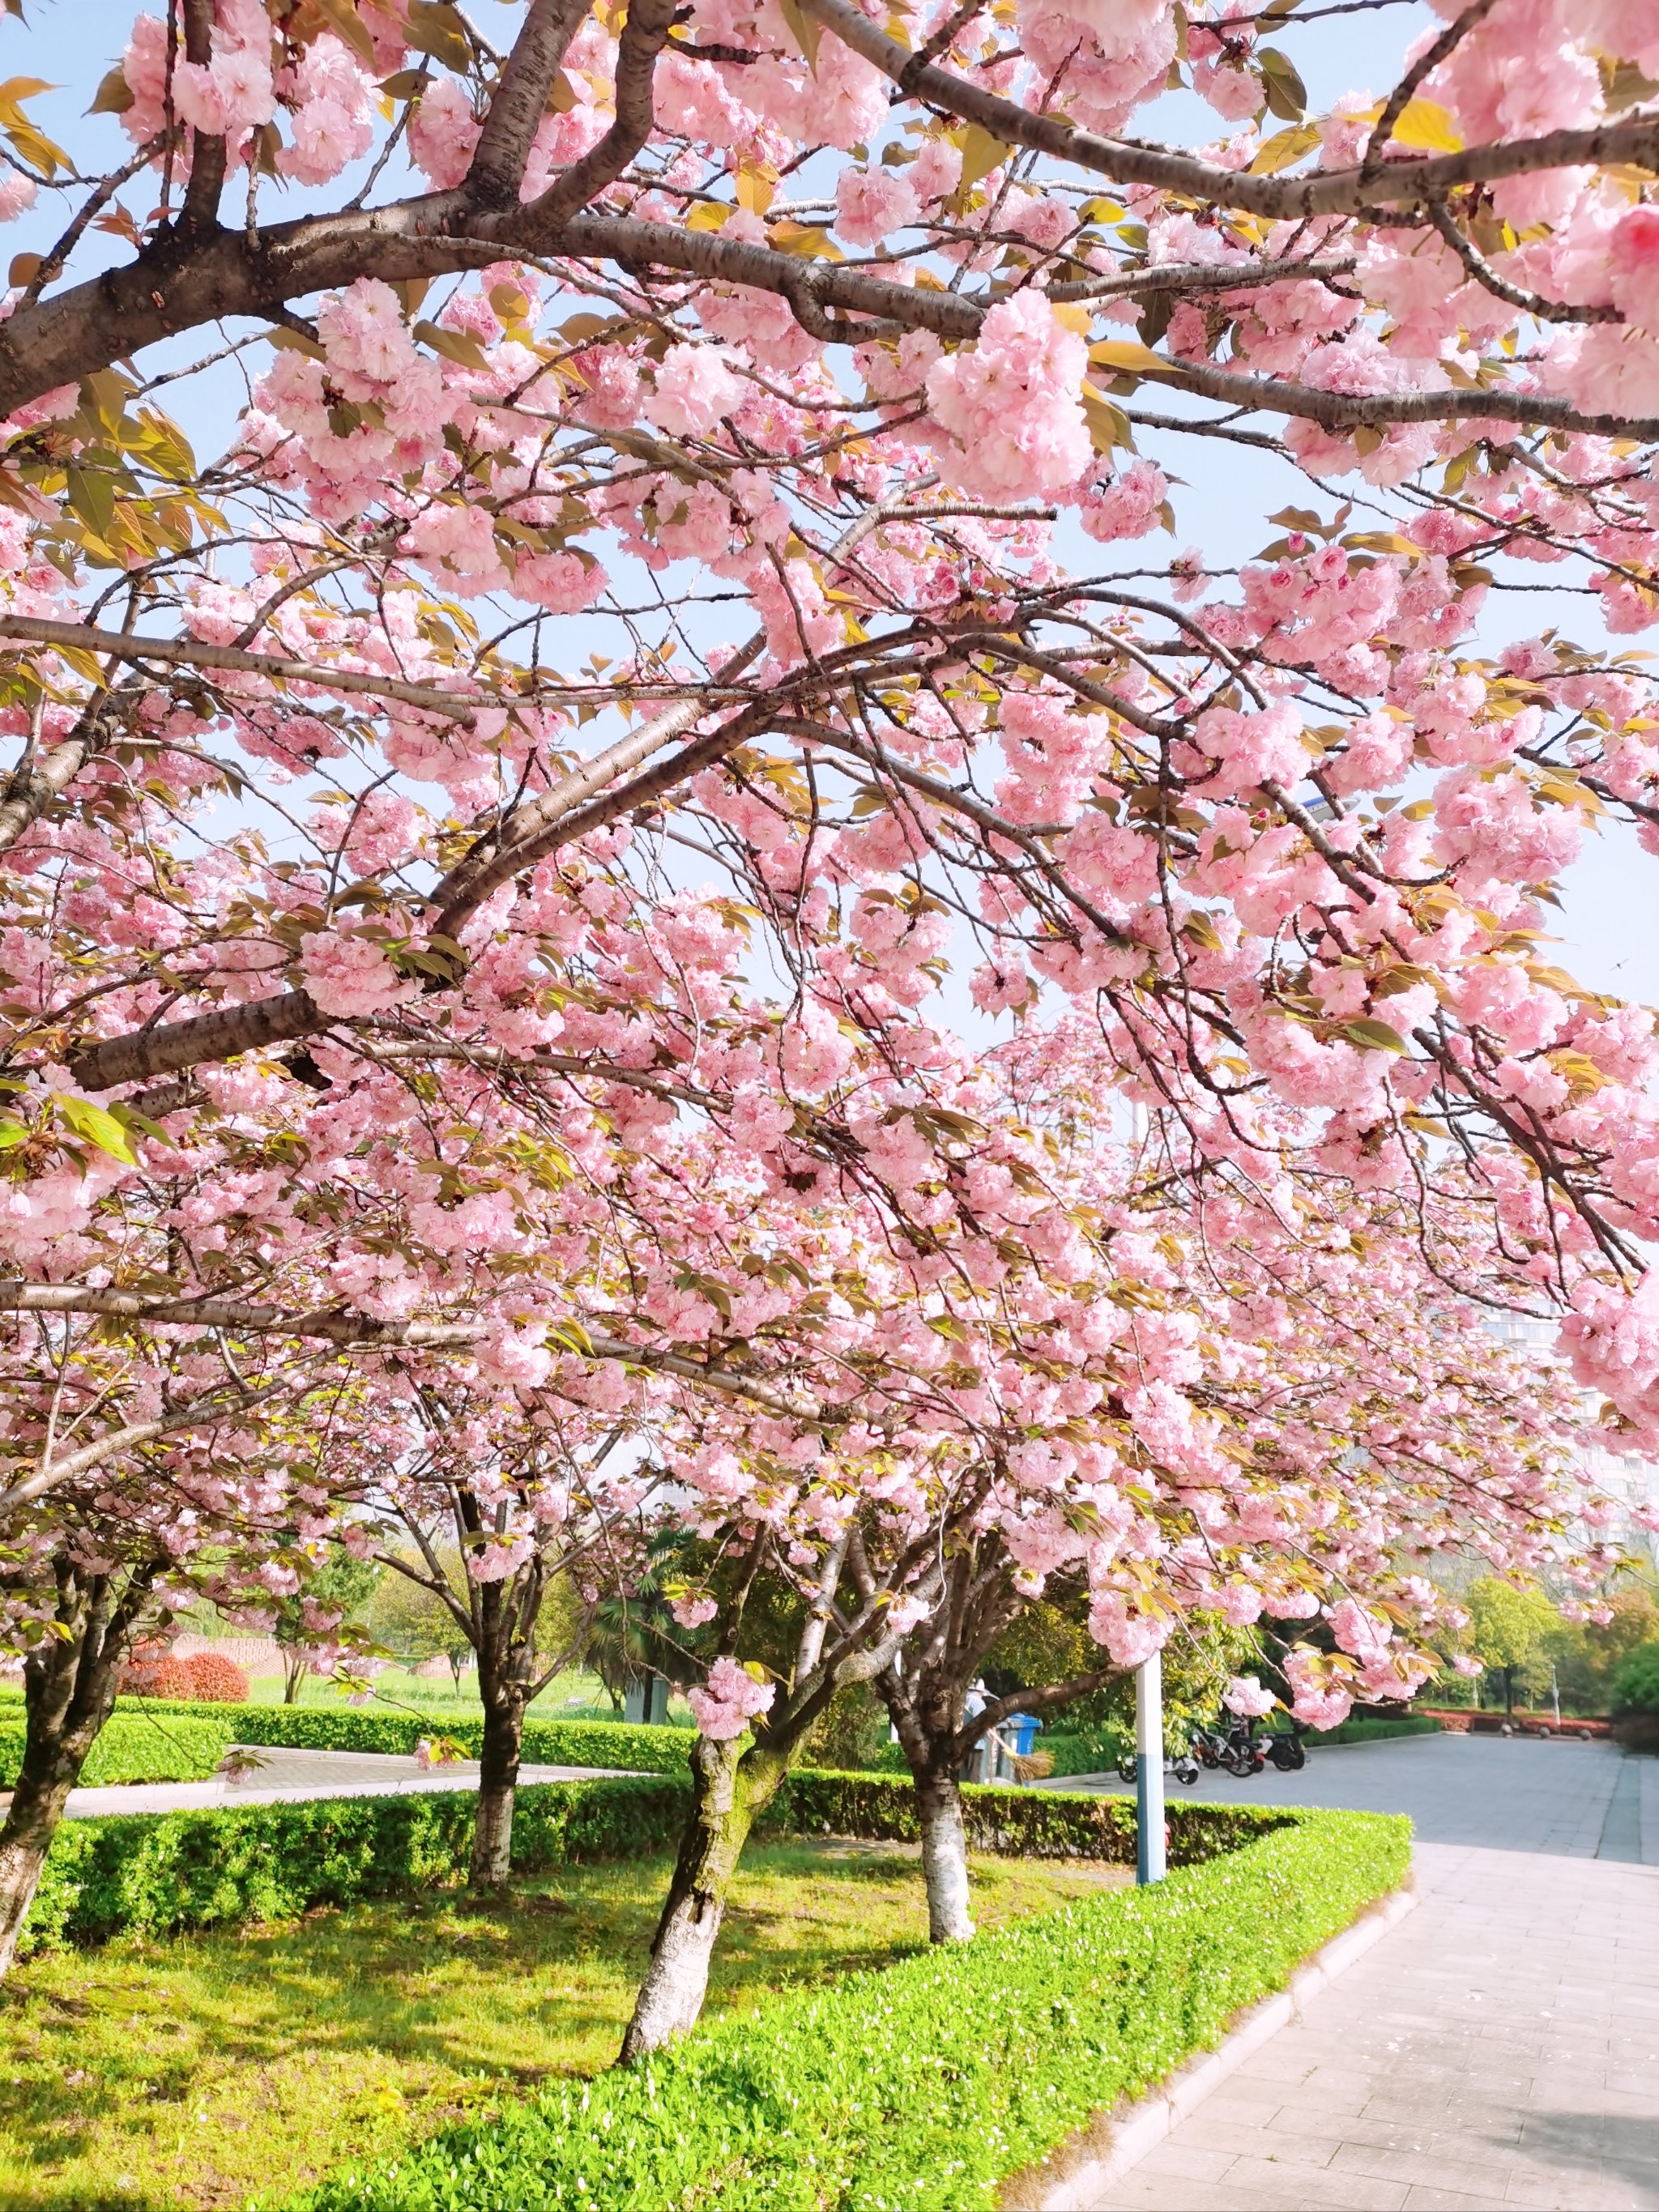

[1136,1651,1166,1885]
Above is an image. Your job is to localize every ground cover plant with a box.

[279,1809,1408,2212]
[0,1839,1128,2212]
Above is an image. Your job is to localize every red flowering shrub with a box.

[178,1652,249,1704]
[118,1645,249,1703]
[120,1642,192,1699]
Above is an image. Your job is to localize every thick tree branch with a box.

[0,1283,828,1426]
[797,0,1659,222]
[955,1664,1124,1751]
[529,0,679,227]
[467,0,594,207]
[0,1383,289,1519]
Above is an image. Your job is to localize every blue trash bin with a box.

[1006,1714,1040,1756]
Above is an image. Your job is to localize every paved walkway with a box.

[1,1742,638,1820]
[1085,1843,1659,2212]
[1042,1739,1659,2210]
[1047,1734,1659,1862]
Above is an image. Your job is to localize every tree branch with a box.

[529,0,678,227]
[0,1281,828,1426]
[0,616,480,722]
[467,0,594,208]
[797,0,1659,223]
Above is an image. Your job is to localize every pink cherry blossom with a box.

[297,931,419,1017]
[689,1656,776,1740]
[1222,1674,1277,1719]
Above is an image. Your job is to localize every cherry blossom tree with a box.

[0,0,1656,2037]
[0,1311,382,1971]
[345,1386,633,1889]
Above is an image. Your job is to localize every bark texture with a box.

[915,1766,976,1942]
[470,1684,526,1890]
[619,1733,783,2062]
[0,1561,155,1975]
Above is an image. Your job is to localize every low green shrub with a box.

[1307,1715,1443,1748]
[772,1769,1290,1867]
[20,1762,1289,1956]
[0,1711,232,1788]
[113,1698,693,1775]
[21,1775,690,1956]
[1613,1644,1659,1714]
[1041,1726,1125,1777]
[280,1808,1410,2212]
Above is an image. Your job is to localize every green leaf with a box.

[776,0,821,70]
[0,1119,29,1150]
[403,1,472,70]
[1256,46,1307,122]
[414,319,493,372]
[954,122,1009,198]
[1341,1018,1408,1054]
[87,64,134,116]
[55,1094,139,1164]
[64,462,117,540]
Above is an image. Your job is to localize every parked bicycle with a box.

[1188,1717,1263,1776]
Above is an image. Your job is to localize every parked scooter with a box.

[1189,1715,1305,1776]
[1115,1744,1201,1787]
[1264,1724,1307,1771]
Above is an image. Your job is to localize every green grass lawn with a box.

[0,1841,1127,2212]
[231,1665,631,1718]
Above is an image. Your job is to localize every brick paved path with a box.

[1054,1738,1659,2212]
[1085,1843,1659,2212]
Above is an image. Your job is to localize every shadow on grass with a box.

[0,1841,954,2212]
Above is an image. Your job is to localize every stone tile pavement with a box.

[0,1742,638,1820]
[1046,1734,1657,1863]
[1069,1775,1659,2211]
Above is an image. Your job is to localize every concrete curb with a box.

[1021,1882,1419,2210]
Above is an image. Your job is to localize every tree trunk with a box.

[619,1733,781,2062]
[283,1652,306,1705]
[469,1684,525,1890]
[877,1665,979,1944]
[0,1562,152,1977]
[915,1765,976,1942]
[0,1763,78,1977]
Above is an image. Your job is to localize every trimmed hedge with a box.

[771,1769,1293,1867]
[279,1807,1410,2212]
[19,1764,1291,1956]
[0,1711,233,1788]
[20,1775,691,1956]
[112,1698,693,1775]
[1308,1715,1443,1748]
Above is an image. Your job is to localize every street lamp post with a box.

[1136,1650,1166,1886]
